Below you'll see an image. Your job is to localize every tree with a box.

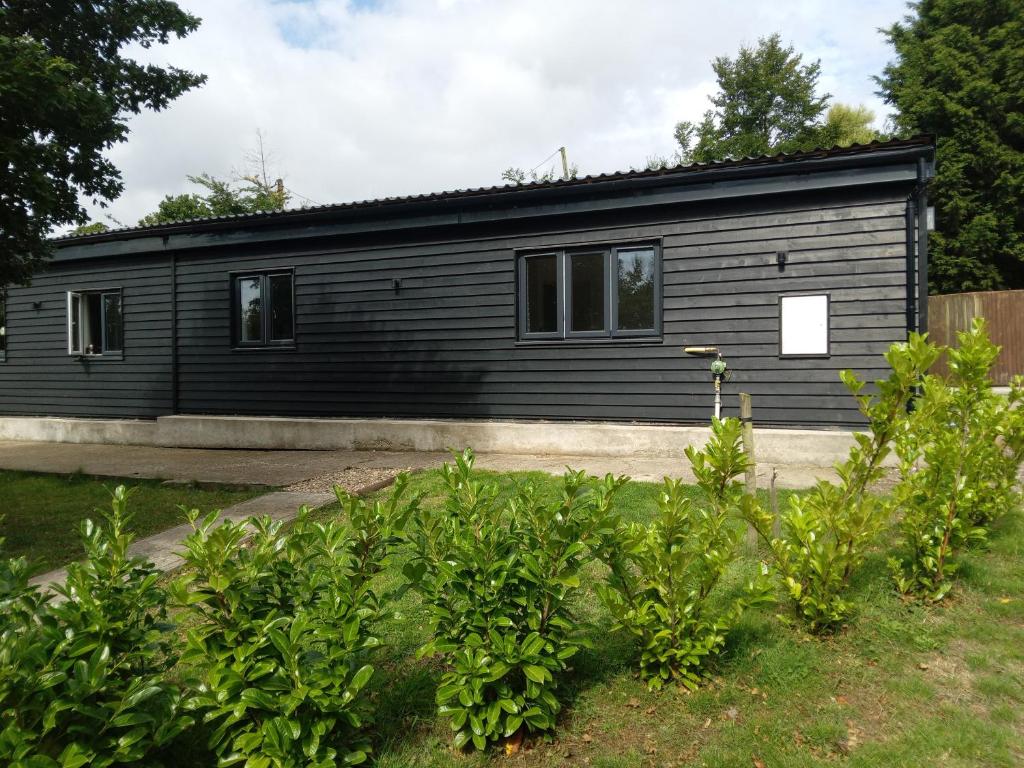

[501,164,578,185]
[675,34,831,164]
[877,0,1024,292]
[817,104,882,148]
[0,1,205,285]
[138,134,290,226]
[138,175,290,227]
[69,222,110,236]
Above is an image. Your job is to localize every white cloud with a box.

[85,0,907,228]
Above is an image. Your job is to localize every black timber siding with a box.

[0,256,173,417]
[0,179,919,428]
[166,185,908,427]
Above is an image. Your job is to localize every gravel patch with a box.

[284,466,412,495]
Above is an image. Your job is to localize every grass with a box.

[0,469,267,575]
[308,468,1023,768]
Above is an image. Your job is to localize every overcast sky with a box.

[85,0,909,228]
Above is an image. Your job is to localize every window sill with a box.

[515,336,663,348]
[231,345,297,352]
[71,353,123,362]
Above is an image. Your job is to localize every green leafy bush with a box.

[0,486,189,768]
[596,418,771,690]
[890,320,1024,600]
[170,477,419,768]
[744,335,938,631]
[402,449,626,750]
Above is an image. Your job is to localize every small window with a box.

[780,294,829,356]
[232,271,294,348]
[518,245,660,341]
[67,289,122,356]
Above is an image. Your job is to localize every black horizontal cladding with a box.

[0,145,931,426]
[163,186,914,428]
[0,255,173,418]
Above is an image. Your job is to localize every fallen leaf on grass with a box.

[504,731,522,756]
[753,758,766,768]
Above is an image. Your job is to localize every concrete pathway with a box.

[28,490,336,590]
[0,441,446,487]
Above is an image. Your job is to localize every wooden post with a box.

[739,392,758,551]
[770,467,780,538]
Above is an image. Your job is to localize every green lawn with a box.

[0,470,267,575]
[311,469,1023,768]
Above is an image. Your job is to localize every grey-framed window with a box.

[779,293,830,357]
[67,289,122,357]
[231,270,295,348]
[518,244,661,341]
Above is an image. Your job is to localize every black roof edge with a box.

[56,135,934,248]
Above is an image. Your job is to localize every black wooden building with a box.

[0,137,934,428]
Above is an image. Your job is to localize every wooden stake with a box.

[739,392,758,551]
[770,467,780,538]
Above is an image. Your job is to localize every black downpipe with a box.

[916,157,930,333]
[170,250,178,414]
[905,197,917,335]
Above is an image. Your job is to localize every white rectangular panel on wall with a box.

[780,294,829,356]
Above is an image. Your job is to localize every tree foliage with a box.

[137,173,290,227]
[675,34,832,164]
[501,164,578,185]
[0,1,205,285]
[138,135,291,227]
[877,0,1024,292]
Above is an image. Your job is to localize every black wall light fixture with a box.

[776,250,788,270]
[392,278,401,293]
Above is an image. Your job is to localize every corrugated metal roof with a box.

[55,135,933,244]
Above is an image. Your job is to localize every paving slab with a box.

[0,440,446,486]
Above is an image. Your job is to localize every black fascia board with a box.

[53,142,933,263]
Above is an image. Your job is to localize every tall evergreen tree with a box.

[878,0,1024,292]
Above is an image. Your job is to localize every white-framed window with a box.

[67,289,123,357]
[780,294,829,357]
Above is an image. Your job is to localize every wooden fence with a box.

[929,290,1024,385]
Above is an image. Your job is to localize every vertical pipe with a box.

[905,197,917,335]
[170,250,178,414]
[916,157,930,333]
